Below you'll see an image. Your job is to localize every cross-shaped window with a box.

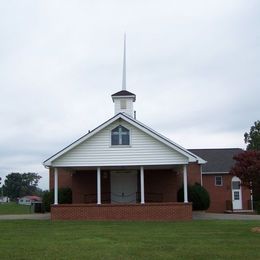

[111,125,130,145]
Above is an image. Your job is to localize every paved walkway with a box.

[0,212,259,221]
[193,211,260,220]
[0,213,50,220]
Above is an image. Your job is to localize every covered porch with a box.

[51,165,192,221]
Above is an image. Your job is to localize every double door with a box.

[110,171,138,203]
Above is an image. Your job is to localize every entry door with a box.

[232,176,242,210]
[110,171,137,203]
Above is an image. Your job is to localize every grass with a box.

[0,202,31,215]
[0,220,260,259]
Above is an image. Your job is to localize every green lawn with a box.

[0,202,31,215]
[0,220,260,259]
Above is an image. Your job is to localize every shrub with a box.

[177,183,210,210]
[42,190,52,212]
[42,187,72,212]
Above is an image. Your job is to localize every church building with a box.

[43,40,251,220]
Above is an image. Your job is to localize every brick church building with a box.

[43,41,251,220]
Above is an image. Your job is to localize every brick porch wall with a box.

[51,202,192,221]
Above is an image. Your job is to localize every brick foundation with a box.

[51,202,192,221]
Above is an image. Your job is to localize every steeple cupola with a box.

[112,90,136,117]
[111,34,136,117]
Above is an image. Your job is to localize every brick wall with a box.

[51,202,192,221]
[144,169,178,202]
[202,174,231,212]
[49,168,73,190]
[187,163,202,185]
[202,174,251,212]
[72,171,97,203]
[72,170,111,204]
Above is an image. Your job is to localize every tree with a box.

[230,151,260,200]
[230,151,260,187]
[244,120,260,151]
[3,172,41,200]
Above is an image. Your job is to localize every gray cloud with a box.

[0,1,259,189]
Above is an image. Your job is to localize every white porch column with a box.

[54,168,58,205]
[97,167,101,205]
[183,165,188,203]
[140,166,145,204]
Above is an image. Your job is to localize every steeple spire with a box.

[122,33,126,90]
[111,34,136,117]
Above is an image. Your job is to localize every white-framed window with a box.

[234,191,240,200]
[232,181,240,190]
[215,176,223,186]
[111,125,130,145]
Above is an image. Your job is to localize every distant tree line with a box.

[1,172,42,200]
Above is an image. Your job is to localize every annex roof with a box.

[43,113,206,167]
[189,148,244,174]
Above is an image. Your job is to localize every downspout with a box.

[200,164,203,186]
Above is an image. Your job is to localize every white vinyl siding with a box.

[114,99,134,117]
[52,120,188,167]
[120,100,127,109]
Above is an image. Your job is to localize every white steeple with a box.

[122,33,126,90]
[111,34,136,117]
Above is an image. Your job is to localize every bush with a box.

[42,190,52,212]
[42,187,72,212]
[177,183,210,211]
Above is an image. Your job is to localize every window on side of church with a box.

[111,125,130,145]
[215,176,223,186]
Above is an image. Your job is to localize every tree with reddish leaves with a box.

[230,151,260,189]
[233,120,260,203]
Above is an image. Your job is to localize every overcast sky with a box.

[0,1,259,190]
